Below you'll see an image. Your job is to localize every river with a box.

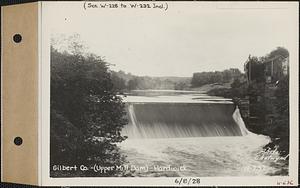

[118,90,287,177]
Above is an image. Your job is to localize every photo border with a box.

[40,1,299,186]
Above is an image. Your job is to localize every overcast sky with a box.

[45,2,298,77]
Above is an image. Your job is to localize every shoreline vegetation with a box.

[205,78,289,176]
[50,41,132,177]
[50,35,289,176]
[204,47,290,175]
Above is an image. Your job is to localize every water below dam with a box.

[119,90,287,177]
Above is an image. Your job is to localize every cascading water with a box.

[119,92,283,177]
[127,104,140,138]
[232,106,249,136]
[123,103,247,138]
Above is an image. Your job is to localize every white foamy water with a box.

[119,90,286,177]
[119,134,282,177]
[233,106,249,136]
[122,94,232,104]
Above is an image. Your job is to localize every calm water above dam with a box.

[119,90,286,177]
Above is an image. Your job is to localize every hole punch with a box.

[14,137,23,146]
[13,34,22,43]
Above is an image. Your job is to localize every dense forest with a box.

[50,45,130,177]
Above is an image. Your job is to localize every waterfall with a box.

[127,104,145,138]
[123,103,247,139]
[232,106,249,136]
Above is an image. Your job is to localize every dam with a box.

[123,103,247,138]
[119,90,282,177]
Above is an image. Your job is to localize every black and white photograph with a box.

[44,1,298,184]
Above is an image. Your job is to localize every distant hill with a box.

[111,68,243,91]
[111,70,191,90]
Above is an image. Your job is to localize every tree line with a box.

[112,68,243,91]
[111,70,191,91]
[190,68,243,88]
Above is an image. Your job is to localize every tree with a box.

[127,78,139,90]
[245,56,265,83]
[268,47,289,58]
[174,82,188,90]
[111,72,126,91]
[50,36,128,177]
[191,69,243,87]
[264,75,289,156]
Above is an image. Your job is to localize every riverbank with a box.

[189,83,231,93]
[204,79,289,171]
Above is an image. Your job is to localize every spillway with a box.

[119,92,281,177]
[122,103,248,139]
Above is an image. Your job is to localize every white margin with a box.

[40,1,299,186]
[38,1,43,186]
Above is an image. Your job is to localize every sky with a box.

[44,2,298,77]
